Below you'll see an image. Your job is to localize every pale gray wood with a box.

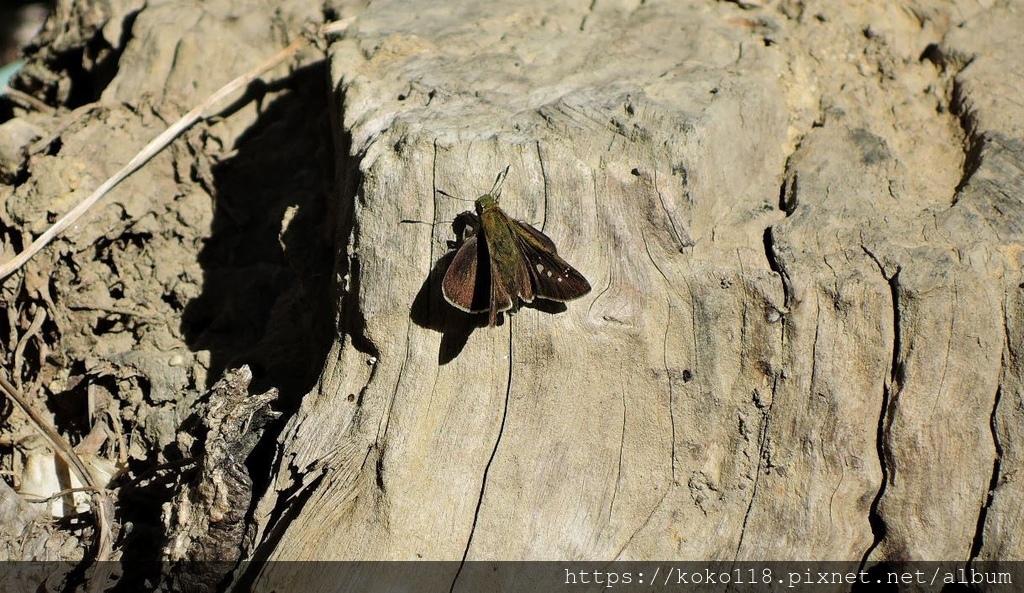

[246,0,1024,580]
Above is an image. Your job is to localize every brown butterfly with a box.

[442,168,591,326]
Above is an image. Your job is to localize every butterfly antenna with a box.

[399,219,449,226]
[490,165,511,198]
[437,188,474,203]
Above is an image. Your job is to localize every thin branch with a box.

[21,485,103,506]
[2,87,55,113]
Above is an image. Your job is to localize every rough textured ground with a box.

[0,0,336,585]
[1,0,1023,590]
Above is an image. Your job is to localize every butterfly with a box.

[441,168,591,326]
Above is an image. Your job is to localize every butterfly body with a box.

[442,180,591,327]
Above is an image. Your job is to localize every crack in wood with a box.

[858,249,900,565]
[450,324,514,591]
[735,370,777,561]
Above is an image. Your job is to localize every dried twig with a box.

[12,305,46,389]
[21,485,102,506]
[2,87,55,113]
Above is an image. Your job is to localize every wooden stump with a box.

[245,0,1024,576]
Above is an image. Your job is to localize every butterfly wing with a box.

[509,217,558,254]
[442,234,490,313]
[480,210,533,326]
[487,261,516,326]
[510,219,592,302]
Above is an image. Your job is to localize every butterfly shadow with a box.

[523,298,568,317]
[409,250,490,364]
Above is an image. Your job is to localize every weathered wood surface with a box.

[247,0,1024,577]
[1,0,1023,588]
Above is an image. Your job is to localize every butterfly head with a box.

[476,193,499,215]
[474,165,509,215]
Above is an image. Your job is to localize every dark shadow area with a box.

[109,467,183,591]
[9,0,133,109]
[184,63,339,564]
[409,211,493,363]
[0,1,50,67]
[525,298,568,317]
[409,249,489,365]
[180,60,335,407]
[107,59,339,589]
